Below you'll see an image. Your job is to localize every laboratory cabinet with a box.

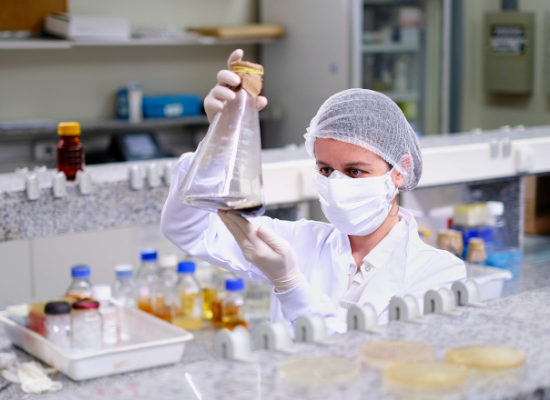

[260,0,437,148]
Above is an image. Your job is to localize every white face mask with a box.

[317,169,398,236]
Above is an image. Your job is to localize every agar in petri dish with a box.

[384,362,468,399]
[358,340,436,370]
[278,357,361,384]
[385,362,468,388]
[445,345,526,371]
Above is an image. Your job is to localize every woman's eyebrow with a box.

[315,160,331,166]
[343,161,372,168]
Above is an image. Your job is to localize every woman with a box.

[161,50,466,332]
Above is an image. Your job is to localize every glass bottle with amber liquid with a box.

[136,249,159,314]
[173,261,203,330]
[152,254,180,322]
[66,265,93,302]
[222,278,247,330]
[57,122,84,181]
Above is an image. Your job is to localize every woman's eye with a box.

[349,169,363,177]
[319,167,333,176]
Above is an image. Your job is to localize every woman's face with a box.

[314,138,404,188]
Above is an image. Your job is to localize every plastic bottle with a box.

[486,201,508,250]
[44,301,71,352]
[66,265,93,302]
[152,254,180,322]
[71,300,102,353]
[92,284,119,346]
[112,264,136,307]
[173,261,203,330]
[222,278,248,330]
[57,122,84,181]
[136,249,159,314]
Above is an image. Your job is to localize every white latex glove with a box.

[218,210,304,292]
[1,359,62,394]
[204,49,268,123]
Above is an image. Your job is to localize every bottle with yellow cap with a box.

[57,122,84,181]
[178,60,265,217]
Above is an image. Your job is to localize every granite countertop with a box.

[2,245,550,400]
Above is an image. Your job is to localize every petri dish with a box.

[358,340,436,370]
[278,357,361,384]
[384,362,467,399]
[445,345,525,371]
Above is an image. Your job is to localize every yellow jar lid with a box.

[278,357,360,384]
[445,345,525,371]
[358,340,436,370]
[58,122,81,136]
[385,362,468,388]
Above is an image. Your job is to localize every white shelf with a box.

[0,37,277,50]
[0,39,71,50]
[362,42,419,53]
[381,91,420,102]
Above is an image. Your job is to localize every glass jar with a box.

[71,300,102,353]
[44,301,71,352]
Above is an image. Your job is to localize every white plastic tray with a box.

[0,306,193,381]
[466,264,513,302]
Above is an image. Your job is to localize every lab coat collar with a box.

[356,207,418,316]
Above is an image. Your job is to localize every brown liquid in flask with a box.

[57,122,84,181]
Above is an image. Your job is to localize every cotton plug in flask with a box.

[178,60,265,217]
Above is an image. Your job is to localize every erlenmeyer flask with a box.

[179,61,265,217]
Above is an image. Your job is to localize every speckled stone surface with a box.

[2,256,550,400]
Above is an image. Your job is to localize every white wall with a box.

[0,224,185,304]
[0,0,257,122]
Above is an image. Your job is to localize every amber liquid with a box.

[152,295,175,322]
[65,291,92,302]
[202,288,218,320]
[173,292,203,330]
[137,297,153,314]
[57,135,84,181]
[232,204,265,217]
[212,298,223,328]
[222,304,248,330]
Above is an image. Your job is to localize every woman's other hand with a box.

[204,49,268,123]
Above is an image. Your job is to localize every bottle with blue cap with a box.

[66,265,92,301]
[136,249,159,314]
[222,278,248,330]
[173,261,203,330]
[112,264,136,308]
[152,254,180,322]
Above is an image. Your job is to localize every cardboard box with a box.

[0,0,66,33]
[524,175,550,234]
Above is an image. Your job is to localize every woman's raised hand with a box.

[203,49,268,123]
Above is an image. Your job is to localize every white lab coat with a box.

[161,152,467,332]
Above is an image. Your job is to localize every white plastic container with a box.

[466,264,513,301]
[0,305,193,381]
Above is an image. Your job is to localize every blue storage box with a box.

[142,94,202,119]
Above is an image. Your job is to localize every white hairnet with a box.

[304,88,422,191]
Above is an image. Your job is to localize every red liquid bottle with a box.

[57,122,84,181]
